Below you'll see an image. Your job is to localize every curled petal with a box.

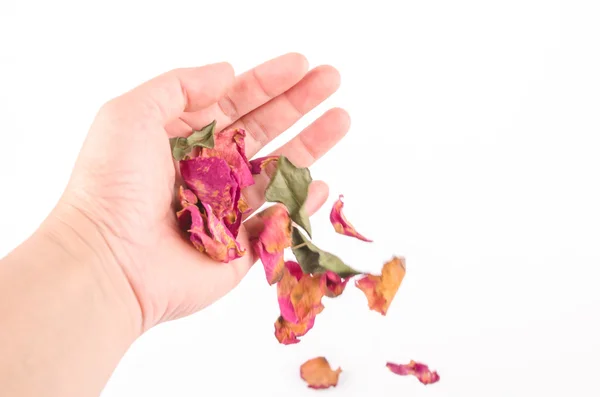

[176,204,210,253]
[178,186,198,207]
[249,155,279,175]
[274,316,315,345]
[203,202,245,262]
[291,275,325,323]
[277,262,324,324]
[285,260,304,280]
[254,206,292,285]
[300,357,342,389]
[386,361,440,385]
[254,241,286,286]
[202,128,254,189]
[330,195,372,242]
[180,156,239,221]
[320,271,351,298]
[177,202,245,263]
[237,196,252,215]
[277,262,301,323]
[356,257,406,315]
[274,261,324,344]
[225,178,243,237]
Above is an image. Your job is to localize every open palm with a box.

[62,53,349,331]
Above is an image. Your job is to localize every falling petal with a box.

[252,206,292,285]
[330,195,372,242]
[274,316,316,345]
[274,261,325,344]
[356,257,406,315]
[300,357,342,389]
[386,360,440,385]
[320,271,352,298]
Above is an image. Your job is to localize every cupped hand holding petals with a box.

[58,53,350,332]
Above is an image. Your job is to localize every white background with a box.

[1,1,600,396]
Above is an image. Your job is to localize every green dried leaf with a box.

[291,228,360,277]
[170,137,190,161]
[187,120,216,148]
[169,120,216,160]
[264,155,312,237]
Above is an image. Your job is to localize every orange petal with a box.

[291,275,325,323]
[237,196,252,215]
[277,262,302,323]
[274,262,324,344]
[300,357,342,389]
[356,257,406,315]
[274,316,315,345]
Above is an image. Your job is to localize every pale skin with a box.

[0,53,349,396]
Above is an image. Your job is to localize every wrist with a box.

[38,200,143,341]
[0,201,143,396]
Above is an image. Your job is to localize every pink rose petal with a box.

[180,156,239,222]
[202,128,254,189]
[386,360,440,385]
[249,155,279,175]
[330,194,372,242]
[320,271,352,298]
[274,261,325,344]
[252,206,292,285]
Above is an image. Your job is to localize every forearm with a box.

[0,207,141,397]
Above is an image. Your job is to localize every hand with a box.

[56,53,349,333]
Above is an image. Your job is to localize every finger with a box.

[270,107,351,167]
[103,63,235,126]
[242,107,350,215]
[166,53,309,136]
[231,65,342,157]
